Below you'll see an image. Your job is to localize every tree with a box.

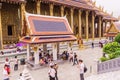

[114,33,120,43]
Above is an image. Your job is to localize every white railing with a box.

[97,57,120,74]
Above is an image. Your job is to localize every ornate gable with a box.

[107,23,119,33]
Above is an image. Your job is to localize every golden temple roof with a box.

[0,0,25,4]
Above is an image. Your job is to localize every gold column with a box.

[85,11,89,41]
[61,6,64,17]
[78,10,82,38]
[104,20,107,33]
[92,12,95,40]
[20,3,25,36]
[70,8,74,33]
[57,6,65,53]
[0,3,3,49]
[50,3,54,16]
[36,0,41,14]
[99,16,102,39]
[110,20,113,24]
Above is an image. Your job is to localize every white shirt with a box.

[5,61,10,66]
[48,68,56,77]
[3,69,9,79]
[79,63,84,74]
[69,53,73,58]
[14,58,18,64]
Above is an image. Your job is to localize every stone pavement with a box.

[0,47,103,80]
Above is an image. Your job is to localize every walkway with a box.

[86,70,120,80]
[0,47,103,80]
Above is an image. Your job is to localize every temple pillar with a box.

[34,46,39,65]
[85,11,89,41]
[50,3,54,16]
[43,44,47,53]
[27,44,30,60]
[104,20,107,33]
[99,16,102,39]
[36,0,41,14]
[20,3,25,36]
[78,10,82,38]
[67,42,72,52]
[70,8,74,32]
[92,12,95,40]
[52,43,57,60]
[61,6,64,17]
[0,3,3,49]
[110,20,113,24]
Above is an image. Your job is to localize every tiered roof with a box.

[113,22,120,31]
[86,0,118,21]
[0,0,118,21]
[42,0,118,21]
[0,0,25,4]
[105,22,120,37]
[20,12,76,44]
[40,0,95,10]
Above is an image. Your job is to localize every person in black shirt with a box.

[73,53,78,65]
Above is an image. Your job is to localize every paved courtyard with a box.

[0,47,103,80]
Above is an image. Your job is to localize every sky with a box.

[92,0,120,18]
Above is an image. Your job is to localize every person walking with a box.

[3,65,10,80]
[69,52,73,62]
[48,65,56,80]
[73,53,78,65]
[14,56,18,71]
[5,58,10,75]
[78,59,85,80]
[91,42,94,48]
[54,63,58,80]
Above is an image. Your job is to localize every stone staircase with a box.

[85,70,120,80]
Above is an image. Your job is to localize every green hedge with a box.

[101,42,120,62]
[114,33,120,43]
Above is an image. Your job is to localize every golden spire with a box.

[102,7,104,11]
[105,10,107,13]
[118,16,120,20]
[111,12,113,16]
[99,5,102,11]
[93,1,96,6]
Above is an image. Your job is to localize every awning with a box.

[20,35,76,44]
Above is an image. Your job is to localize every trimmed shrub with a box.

[108,53,116,59]
[114,51,120,58]
[103,42,120,54]
[114,33,120,43]
[100,57,109,62]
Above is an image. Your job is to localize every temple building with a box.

[0,0,118,49]
[20,12,76,68]
[105,22,120,41]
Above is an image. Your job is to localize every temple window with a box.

[7,25,13,36]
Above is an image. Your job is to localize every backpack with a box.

[84,66,87,73]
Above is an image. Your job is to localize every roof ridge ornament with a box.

[111,12,113,16]
[93,1,96,6]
